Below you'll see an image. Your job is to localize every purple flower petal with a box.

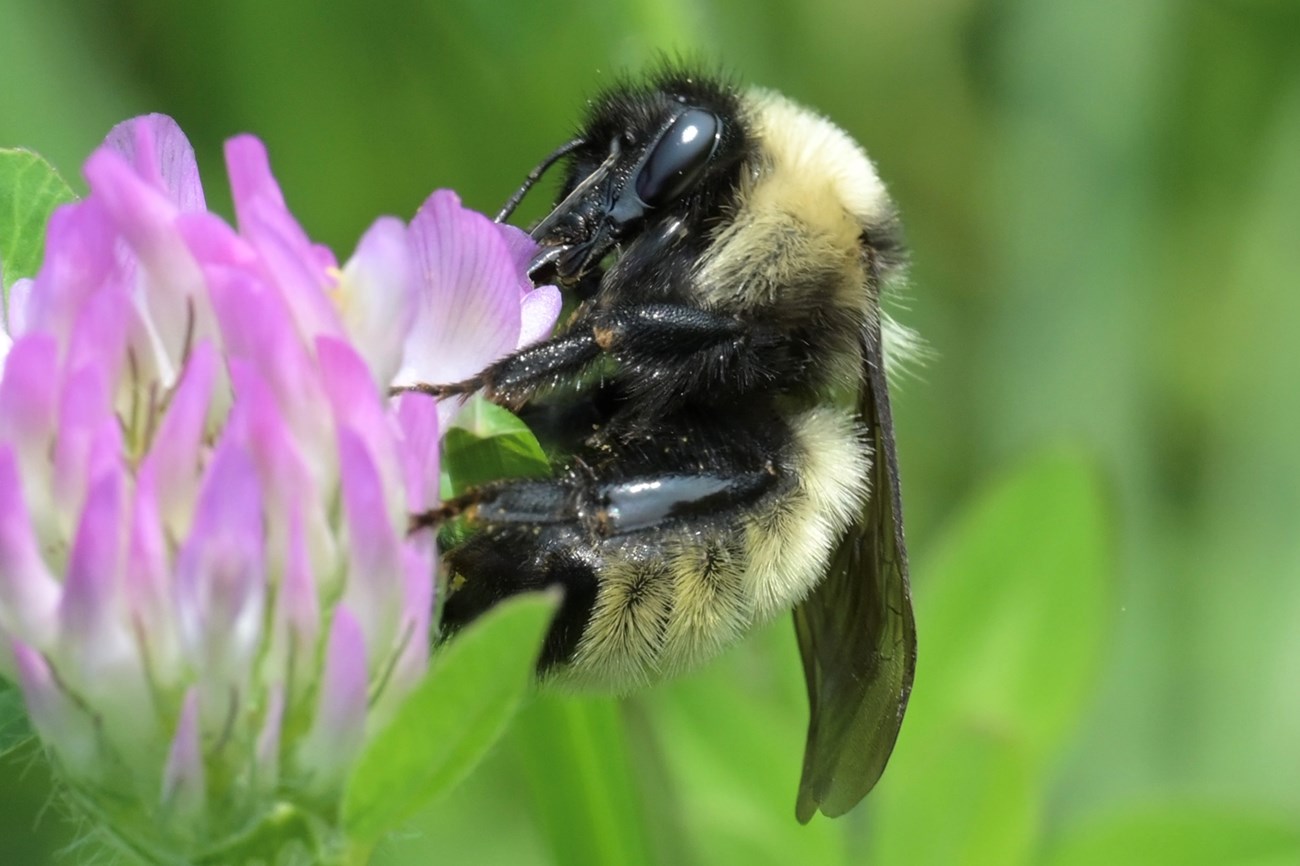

[206,267,331,465]
[55,466,157,754]
[141,340,218,539]
[337,427,403,662]
[13,641,98,774]
[24,199,116,342]
[298,606,368,793]
[162,689,205,814]
[0,334,60,475]
[222,359,341,621]
[126,463,181,686]
[104,114,206,213]
[517,284,561,349]
[5,277,33,337]
[176,209,261,273]
[0,446,60,648]
[65,281,131,398]
[224,135,342,342]
[58,469,126,642]
[268,507,320,706]
[225,134,287,217]
[496,222,541,297]
[52,365,119,533]
[395,391,440,513]
[84,148,208,385]
[175,439,266,691]
[384,539,434,712]
[316,336,402,516]
[396,190,522,387]
[337,216,417,386]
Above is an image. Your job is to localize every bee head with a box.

[502,72,752,287]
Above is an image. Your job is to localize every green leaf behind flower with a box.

[440,396,550,499]
[0,149,77,304]
[341,591,559,848]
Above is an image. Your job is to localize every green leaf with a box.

[872,723,1036,866]
[0,148,77,300]
[870,450,1111,865]
[906,449,1112,760]
[440,396,550,498]
[510,696,658,866]
[1044,805,1300,866]
[642,623,847,866]
[342,591,558,847]
[0,681,34,759]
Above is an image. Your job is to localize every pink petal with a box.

[243,207,345,340]
[337,216,417,385]
[0,446,60,648]
[55,466,156,751]
[495,222,541,297]
[13,640,98,775]
[104,114,206,213]
[84,148,208,385]
[141,340,218,538]
[126,463,181,687]
[224,135,343,342]
[298,606,368,793]
[24,199,116,342]
[337,427,403,662]
[517,284,561,349]
[64,281,131,397]
[162,688,206,813]
[52,365,119,534]
[316,336,402,516]
[5,277,33,337]
[395,391,440,513]
[225,134,287,218]
[267,507,320,706]
[175,439,266,690]
[59,469,126,641]
[0,334,60,471]
[222,360,342,621]
[176,209,260,272]
[396,190,522,387]
[206,267,331,465]
[0,342,62,636]
[384,539,435,710]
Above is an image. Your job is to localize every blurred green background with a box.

[3,0,1299,863]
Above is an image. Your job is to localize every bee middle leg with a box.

[436,441,783,671]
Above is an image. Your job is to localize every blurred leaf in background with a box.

[3,0,1299,863]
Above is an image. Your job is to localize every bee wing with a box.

[792,317,917,823]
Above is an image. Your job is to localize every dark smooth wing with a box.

[792,316,917,823]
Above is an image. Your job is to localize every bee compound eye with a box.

[634,109,720,208]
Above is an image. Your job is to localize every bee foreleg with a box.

[393,328,604,407]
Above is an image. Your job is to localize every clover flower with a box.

[0,115,558,861]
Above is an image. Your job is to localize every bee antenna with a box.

[495,137,586,224]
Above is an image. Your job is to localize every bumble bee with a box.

[414,69,917,822]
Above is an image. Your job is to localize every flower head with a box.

[0,115,557,858]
